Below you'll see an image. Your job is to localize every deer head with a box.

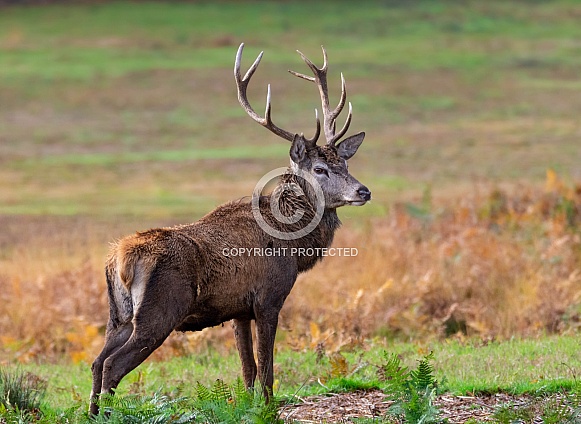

[235,44,371,210]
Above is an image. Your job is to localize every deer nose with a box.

[358,186,371,201]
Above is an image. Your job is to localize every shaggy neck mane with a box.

[267,169,341,248]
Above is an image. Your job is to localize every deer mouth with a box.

[346,200,368,206]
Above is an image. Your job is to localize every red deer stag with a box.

[89,43,371,415]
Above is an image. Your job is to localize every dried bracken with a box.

[1,173,581,362]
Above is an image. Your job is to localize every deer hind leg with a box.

[100,270,193,400]
[100,325,173,396]
[233,319,257,389]
[90,321,133,415]
[99,307,182,397]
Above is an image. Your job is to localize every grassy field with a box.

[1,0,581,421]
[5,335,581,420]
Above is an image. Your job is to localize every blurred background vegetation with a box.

[1,0,581,364]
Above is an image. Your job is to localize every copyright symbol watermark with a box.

[251,167,325,240]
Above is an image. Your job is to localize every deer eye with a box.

[313,167,328,176]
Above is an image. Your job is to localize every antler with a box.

[234,43,320,145]
[289,46,352,146]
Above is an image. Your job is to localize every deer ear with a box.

[290,135,307,163]
[337,132,365,160]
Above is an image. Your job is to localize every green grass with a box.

[14,144,289,167]
[3,1,581,80]
[3,1,581,219]
[435,336,581,395]
[13,334,581,415]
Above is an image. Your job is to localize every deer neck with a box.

[274,169,341,243]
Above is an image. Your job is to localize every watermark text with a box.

[222,247,358,257]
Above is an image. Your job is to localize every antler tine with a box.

[320,45,328,72]
[296,50,322,78]
[234,45,272,128]
[334,73,347,120]
[329,102,352,145]
[288,69,315,83]
[289,46,349,146]
[235,43,263,84]
[304,108,321,144]
[235,43,321,144]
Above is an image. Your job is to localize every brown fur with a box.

[89,45,371,415]
[113,230,167,290]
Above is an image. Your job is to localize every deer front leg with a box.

[255,312,278,401]
[232,318,257,389]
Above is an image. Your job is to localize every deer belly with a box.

[174,300,253,332]
[174,314,222,332]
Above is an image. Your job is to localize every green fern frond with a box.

[232,378,247,401]
[192,381,282,424]
[382,351,443,424]
[211,379,232,403]
[93,392,196,423]
[380,352,409,395]
[195,381,212,401]
[410,351,437,392]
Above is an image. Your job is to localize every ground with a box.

[281,391,567,423]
